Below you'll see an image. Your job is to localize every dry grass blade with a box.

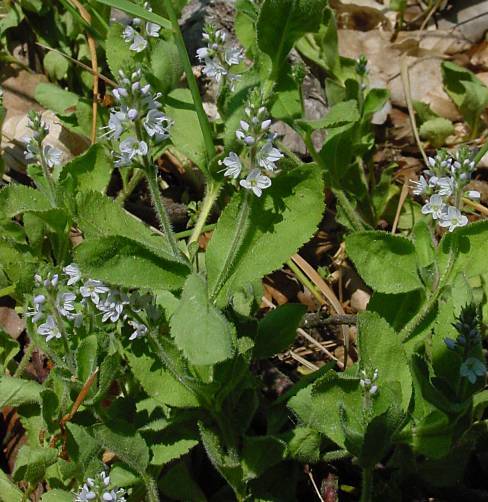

[391,177,411,234]
[463,197,488,217]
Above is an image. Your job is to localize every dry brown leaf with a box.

[0,307,25,339]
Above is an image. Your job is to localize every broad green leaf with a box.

[287,426,322,463]
[93,424,150,473]
[319,100,360,129]
[166,88,207,171]
[149,39,183,94]
[151,437,199,466]
[75,235,189,290]
[270,72,302,121]
[206,165,324,306]
[96,0,171,29]
[438,220,488,281]
[358,311,412,411]
[363,88,389,121]
[0,469,23,502]
[0,376,42,408]
[256,0,325,78]
[254,303,306,358]
[35,83,79,116]
[171,274,235,366]
[345,231,422,294]
[414,100,438,122]
[419,118,454,148]
[413,220,436,268]
[0,330,19,372]
[76,334,98,383]
[41,489,73,502]
[235,0,258,50]
[125,345,199,408]
[43,51,69,81]
[66,423,103,473]
[13,446,58,484]
[0,184,51,219]
[241,435,286,481]
[289,372,362,449]
[59,144,111,193]
[105,23,133,77]
[89,353,120,404]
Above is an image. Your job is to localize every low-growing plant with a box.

[0,0,487,501]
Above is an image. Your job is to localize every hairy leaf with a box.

[206,165,324,306]
[0,469,23,502]
[171,274,235,366]
[0,376,42,408]
[0,184,51,218]
[151,437,199,466]
[13,446,57,484]
[345,231,422,293]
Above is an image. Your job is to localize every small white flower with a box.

[26,295,45,323]
[128,320,148,341]
[80,279,109,305]
[256,142,283,172]
[102,489,126,502]
[23,137,39,161]
[411,175,428,196]
[465,190,480,200]
[421,194,446,220]
[119,137,148,160]
[436,176,455,197]
[112,87,128,101]
[63,263,82,286]
[38,315,62,342]
[202,59,227,83]
[239,169,271,197]
[196,47,210,61]
[219,152,242,179]
[143,109,172,140]
[261,119,271,131]
[235,122,255,145]
[224,46,243,66]
[75,483,96,501]
[122,25,148,52]
[56,292,76,318]
[97,291,128,323]
[439,206,468,232]
[146,22,160,38]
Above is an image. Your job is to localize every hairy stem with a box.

[162,0,215,164]
[209,190,251,303]
[38,143,57,207]
[360,468,373,502]
[144,167,182,259]
[13,342,35,378]
[116,168,145,204]
[188,181,221,246]
[47,295,76,374]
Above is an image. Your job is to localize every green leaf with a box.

[413,220,436,269]
[149,39,183,94]
[0,184,51,219]
[89,353,120,404]
[254,303,306,358]
[439,220,488,281]
[43,51,69,81]
[270,72,302,121]
[105,23,133,77]
[0,330,19,372]
[256,0,325,78]
[96,0,171,29]
[419,118,454,148]
[171,274,235,366]
[0,469,23,502]
[125,345,199,408]
[166,89,207,172]
[413,100,438,122]
[289,372,362,449]
[321,100,360,128]
[75,235,189,291]
[151,437,199,466]
[76,334,98,383]
[35,83,79,116]
[13,446,58,484]
[159,462,206,502]
[41,489,73,502]
[206,164,324,306]
[345,231,422,294]
[93,423,150,473]
[287,426,322,463]
[59,144,111,194]
[0,376,42,408]
[241,435,286,481]
[66,423,103,473]
[358,311,412,412]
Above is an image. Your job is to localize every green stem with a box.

[360,468,373,502]
[475,140,488,164]
[144,166,182,260]
[209,190,251,303]
[302,133,366,231]
[162,0,215,163]
[176,223,216,239]
[286,259,324,306]
[13,343,35,378]
[38,145,57,208]
[188,181,221,246]
[0,284,16,298]
[400,236,458,343]
[116,168,145,204]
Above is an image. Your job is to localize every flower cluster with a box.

[122,2,160,53]
[196,25,244,90]
[74,469,126,502]
[23,111,63,169]
[412,147,479,232]
[102,69,173,168]
[26,264,154,345]
[444,304,486,385]
[219,93,283,197]
[359,368,379,396]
